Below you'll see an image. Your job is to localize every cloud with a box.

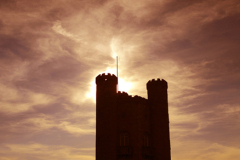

[52,20,82,42]
[0,0,239,159]
[0,143,95,160]
[172,141,240,160]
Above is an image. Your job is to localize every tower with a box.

[96,73,171,160]
[147,79,171,160]
[95,73,118,159]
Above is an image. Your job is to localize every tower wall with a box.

[147,79,171,160]
[117,93,150,160]
[96,73,118,160]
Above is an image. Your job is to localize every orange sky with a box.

[0,0,240,159]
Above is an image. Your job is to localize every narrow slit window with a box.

[120,133,129,146]
[143,135,149,147]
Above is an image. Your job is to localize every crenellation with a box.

[117,91,129,96]
[117,91,132,103]
[147,78,168,90]
[96,73,118,84]
[133,95,147,104]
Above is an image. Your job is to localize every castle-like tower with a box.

[96,73,171,160]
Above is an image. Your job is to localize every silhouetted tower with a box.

[96,73,171,160]
[147,79,171,160]
[96,73,118,159]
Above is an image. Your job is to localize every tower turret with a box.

[147,79,171,160]
[96,73,118,160]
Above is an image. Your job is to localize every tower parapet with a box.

[147,78,167,90]
[117,91,132,104]
[133,95,147,104]
[96,73,118,85]
[117,91,130,96]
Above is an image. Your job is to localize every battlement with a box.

[117,91,131,97]
[117,91,147,105]
[117,91,132,102]
[133,95,147,104]
[96,73,118,84]
[147,78,168,90]
[117,92,147,100]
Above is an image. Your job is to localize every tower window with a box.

[120,133,129,146]
[143,135,149,147]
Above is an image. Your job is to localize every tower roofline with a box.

[117,91,147,104]
[96,73,118,84]
[147,78,168,90]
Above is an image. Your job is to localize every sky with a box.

[0,0,240,159]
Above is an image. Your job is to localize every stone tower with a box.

[147,79,171,160]
[96,73,118,159]
[96,73,171,160]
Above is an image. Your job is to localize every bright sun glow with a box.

[86,68,133,102]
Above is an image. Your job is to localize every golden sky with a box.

[0,0,240,159]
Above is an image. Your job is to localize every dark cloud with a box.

[0,34,37,60]
[0,0,16,9]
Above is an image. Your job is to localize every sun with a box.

[86,68,133,102]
